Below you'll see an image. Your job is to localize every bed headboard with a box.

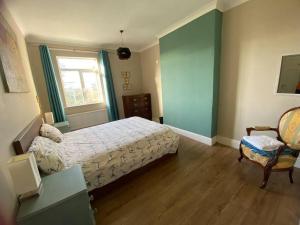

[13,115,43,155]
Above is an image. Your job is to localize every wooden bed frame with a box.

[13,115,43,155]
[12,115,178,196]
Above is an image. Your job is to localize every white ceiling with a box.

[3,0,248,51]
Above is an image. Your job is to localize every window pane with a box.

[57,57,98,70]
[57,56,104,108]
[82,72,102,104]
[61,71,84,107]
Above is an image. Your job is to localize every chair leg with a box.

[289,168,294,184]
[238,145,243,162]
[260,167,272,189]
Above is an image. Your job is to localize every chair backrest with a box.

[278,107,300,145]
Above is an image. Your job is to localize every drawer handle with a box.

[144,97,148,100]
[134,110,138,113]
[133,98,137,102]
[89,195,94,202]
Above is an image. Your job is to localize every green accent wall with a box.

[160,9,222,138]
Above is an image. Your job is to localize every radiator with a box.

[67,109,108,131]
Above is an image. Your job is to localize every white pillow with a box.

[40,123,63,143]
[29,136,65,174]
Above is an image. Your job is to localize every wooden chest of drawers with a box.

[122,93,152,120]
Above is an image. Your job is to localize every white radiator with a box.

[67,109,108,131]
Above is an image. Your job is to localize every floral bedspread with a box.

[61,117,179,191]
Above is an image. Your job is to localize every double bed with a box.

[13,116,179,191]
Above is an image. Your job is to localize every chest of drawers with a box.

[122,93,152,120]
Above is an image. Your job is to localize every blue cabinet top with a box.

[17,165,87,221]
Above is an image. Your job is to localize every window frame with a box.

[51,51,106,115]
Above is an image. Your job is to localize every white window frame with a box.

[55,55,106,111]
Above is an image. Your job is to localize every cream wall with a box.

[218,0,300,141]
[108,52,143,118]
[140,44,163,121]
[0,3,40,223]
[26,44,51,114]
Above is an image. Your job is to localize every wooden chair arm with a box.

[246,126,279,137]
[254,126,272,130]
[265,145,286,168]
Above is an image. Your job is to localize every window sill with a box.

[66,108,107,116]
[65,103,106,115]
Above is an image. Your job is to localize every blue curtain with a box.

[39,45,66,123]
[99,50,119,121]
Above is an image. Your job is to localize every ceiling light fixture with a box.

[117,30,131,60]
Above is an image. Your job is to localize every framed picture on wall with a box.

[0,14,28,93]
[121,71,132,91]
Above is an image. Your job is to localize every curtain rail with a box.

[27,42,116,54]
[48,47,99,54]
[48,47,116,54]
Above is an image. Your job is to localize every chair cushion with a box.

[241,138,278,158]
[242,135,284,151]
[241,144,298,169]
[279,108,300,146]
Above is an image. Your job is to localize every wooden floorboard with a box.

[92,136,300,225]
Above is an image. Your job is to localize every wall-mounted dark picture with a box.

[0,14,28,93]
[277,54,300,94]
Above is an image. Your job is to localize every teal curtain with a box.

[99,50,119,121]
[39,45,66,123]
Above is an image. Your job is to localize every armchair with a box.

[239,107,300,188]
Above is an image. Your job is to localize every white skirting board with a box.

[166,125,300,168]
[216,135,240,149]
[166,125,217,146]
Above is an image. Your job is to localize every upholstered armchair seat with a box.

[238,107,300,188]
[241,144,298,169]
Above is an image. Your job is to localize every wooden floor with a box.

[92,136,300,225]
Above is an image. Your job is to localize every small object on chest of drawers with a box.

[122,93,152,120]
[159,116,163,124]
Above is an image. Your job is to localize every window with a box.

[56,57,104,108]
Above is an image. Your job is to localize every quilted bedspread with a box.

[61,117,179,191]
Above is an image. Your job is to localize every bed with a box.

[13,116,179,191]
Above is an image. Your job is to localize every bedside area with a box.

[17,165,95,225]
[54,121,70,133]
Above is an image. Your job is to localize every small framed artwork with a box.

[0,14,29,93]
[121,71,131,91]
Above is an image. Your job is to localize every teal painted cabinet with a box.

[160,10,222,138]
[17,165,95,225]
